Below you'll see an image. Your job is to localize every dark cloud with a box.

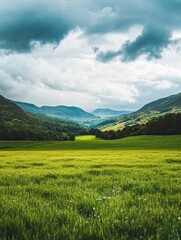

[158,0,181,13]
[98,26,171,62]
[0,0,181,59]
[0,2,73,52]
[121,26,171,61]
[92,0,181,61]
[97,49,122,63]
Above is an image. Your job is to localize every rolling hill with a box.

[0,95,86,140]
[96,112,181,139]
[15,101,99,122]
[92,108,131,118]
[94,92,181,131]
[137,92,181,112]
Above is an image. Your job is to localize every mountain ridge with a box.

[137,92,181,113]
[14,101,100,122]
[94,92,181,131]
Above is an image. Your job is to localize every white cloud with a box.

[0,29,181,111]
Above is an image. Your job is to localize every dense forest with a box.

[0,95,87,140]
[91,112,181,140]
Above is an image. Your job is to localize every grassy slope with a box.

[101,111,164,131]
[97,92,181,131]
[0,136,181,240]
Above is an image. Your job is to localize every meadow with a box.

[0,135,181,240]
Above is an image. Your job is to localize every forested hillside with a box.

[0,95,86,140]
[95,92,181,131]
[92,112,181,139]
[138,92,181,112]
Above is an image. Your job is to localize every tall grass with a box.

[0,136,181,239]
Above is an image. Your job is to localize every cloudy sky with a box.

[0,0,181,111]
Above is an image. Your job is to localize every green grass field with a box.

[0,135,181,240]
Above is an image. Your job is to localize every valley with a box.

[1,2,181,239]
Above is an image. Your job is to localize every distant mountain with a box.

[0,95,86,140]
[14,101,100,122]
[14,102,41,114]
[94,92,181,131]
[92,108,131,118]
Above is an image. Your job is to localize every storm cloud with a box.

[98,26,172,62]
[0,1,74,52]
[0,0,181,59]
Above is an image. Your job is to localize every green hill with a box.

[95,92,181,131]
[0,95,27,119]
[96,112,181,139]
[0,95,86,140]
[138,92,181,112]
